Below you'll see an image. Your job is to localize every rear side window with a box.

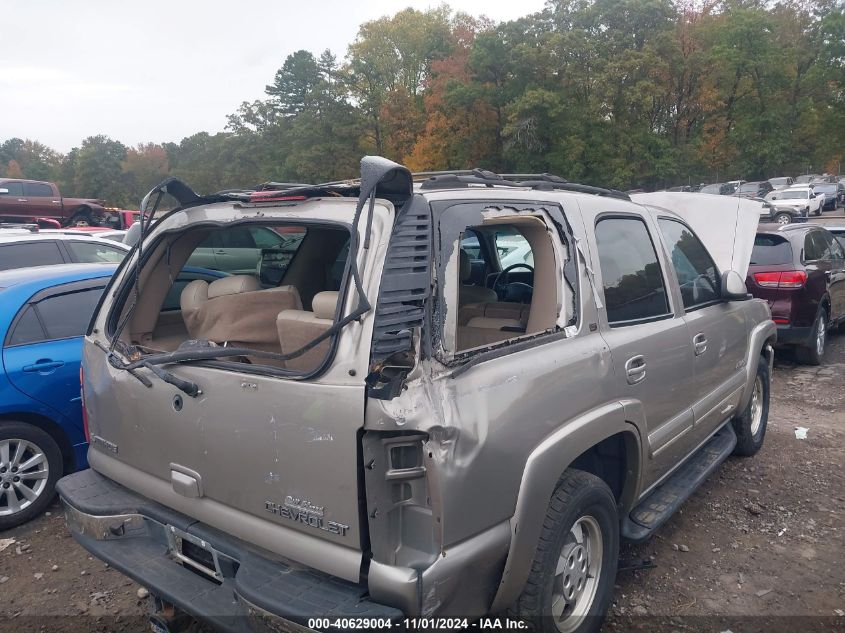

[65,241,127,263]
[0,242,65,271]
[751,235,793,265]
[23,182,53,197]
[6,305,47,346]
[34,288,105,340]
[595,217,670,325]
[804,232,828,261]
[0,182,23,196]
[658,219,720,309]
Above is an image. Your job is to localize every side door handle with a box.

[17,198,28,202]
[22,359,65,373]
[693,333,707,355]
[624,355,646,385]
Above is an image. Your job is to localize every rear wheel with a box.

[68,208,92,227]
[512,470,618,633]
[796,306,827,365]
[732,355,770,456]
[0,422,63,530]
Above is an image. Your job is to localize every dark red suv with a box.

[747,224,845,364]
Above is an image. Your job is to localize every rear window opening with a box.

[751,234,793,266]
[110,221,352,376]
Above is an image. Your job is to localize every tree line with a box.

[2,0,843,207]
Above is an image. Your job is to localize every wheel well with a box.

[821,294,831,314]
[569,432,637,509]
[0,412,76,473]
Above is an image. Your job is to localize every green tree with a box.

[73,135,128,206]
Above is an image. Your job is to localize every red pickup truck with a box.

[0,179,107,227]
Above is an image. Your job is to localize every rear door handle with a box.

[17,198,27,202]
[22,359,65,373]
[624,355,646,384]
[693,333,707,355]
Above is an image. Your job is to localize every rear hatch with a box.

[82,197,397,582]
[747,232,800,321]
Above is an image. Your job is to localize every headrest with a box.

[180,279,209,312]
[460,249,471,282]
[312,291,339,320]
[207,275,261,299]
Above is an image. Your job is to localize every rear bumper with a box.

[57,469,402,633]
[774,323,813,346]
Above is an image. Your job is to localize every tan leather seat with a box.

[276,291,338,372]
[459,249,497,306]
[180,275,302,349]
[457,315,525,350]
[458,301,531,326]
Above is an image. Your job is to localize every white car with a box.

[0,232,129,272]
[41,228,128,244]
[765,186,823,217]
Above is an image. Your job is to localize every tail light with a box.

[753,270,807,288]
[80,367,90,442]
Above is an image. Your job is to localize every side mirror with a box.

[722,270,749,301]
[0,188,8,195]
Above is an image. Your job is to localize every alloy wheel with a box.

[0,439,49,517]
[749,375,764,436]
[816,316,826,358]
[551,515,603,632]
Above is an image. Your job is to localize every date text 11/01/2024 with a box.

[307,619,530,630]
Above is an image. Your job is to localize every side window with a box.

[0,242,65,271]
[0,182,23,196]
[6,306,47,346]
[249,227,284,249]
[494,228,534,268]
[460,231,482,259]
[65,241,127,263]
[595,217,671,325]
[658,219,720,309]
[824,232,845,261]
[34,288,105,340]
[23,182,53,197]
[219,227,257,249]
[804,233,824,261]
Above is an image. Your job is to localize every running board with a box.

[622,424,737,543]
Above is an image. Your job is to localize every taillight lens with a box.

[80,367,90,442]
[753,270,807,288]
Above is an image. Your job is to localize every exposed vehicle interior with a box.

[455,217,557,351]
[116,222,350,373]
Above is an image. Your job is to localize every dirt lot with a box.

[1,218,844,631]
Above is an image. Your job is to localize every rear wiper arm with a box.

[142,362,202,398]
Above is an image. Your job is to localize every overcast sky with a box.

[0,0,547,153]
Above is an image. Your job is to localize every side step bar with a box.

[622,424,737,543]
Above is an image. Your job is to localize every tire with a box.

[68,208,92,227]
[0,422,63,530]
[796,306,827,366]
[732,355,770,456]
[773,212,792,225]
[511,470,618,633]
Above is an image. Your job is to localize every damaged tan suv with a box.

[57,158,775,633]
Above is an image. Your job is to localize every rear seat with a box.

[456,314,526,350]
[180,275,302,351]
[276,291,339,372]
[458,301,530,326]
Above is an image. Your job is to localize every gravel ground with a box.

[1,219,844,631]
